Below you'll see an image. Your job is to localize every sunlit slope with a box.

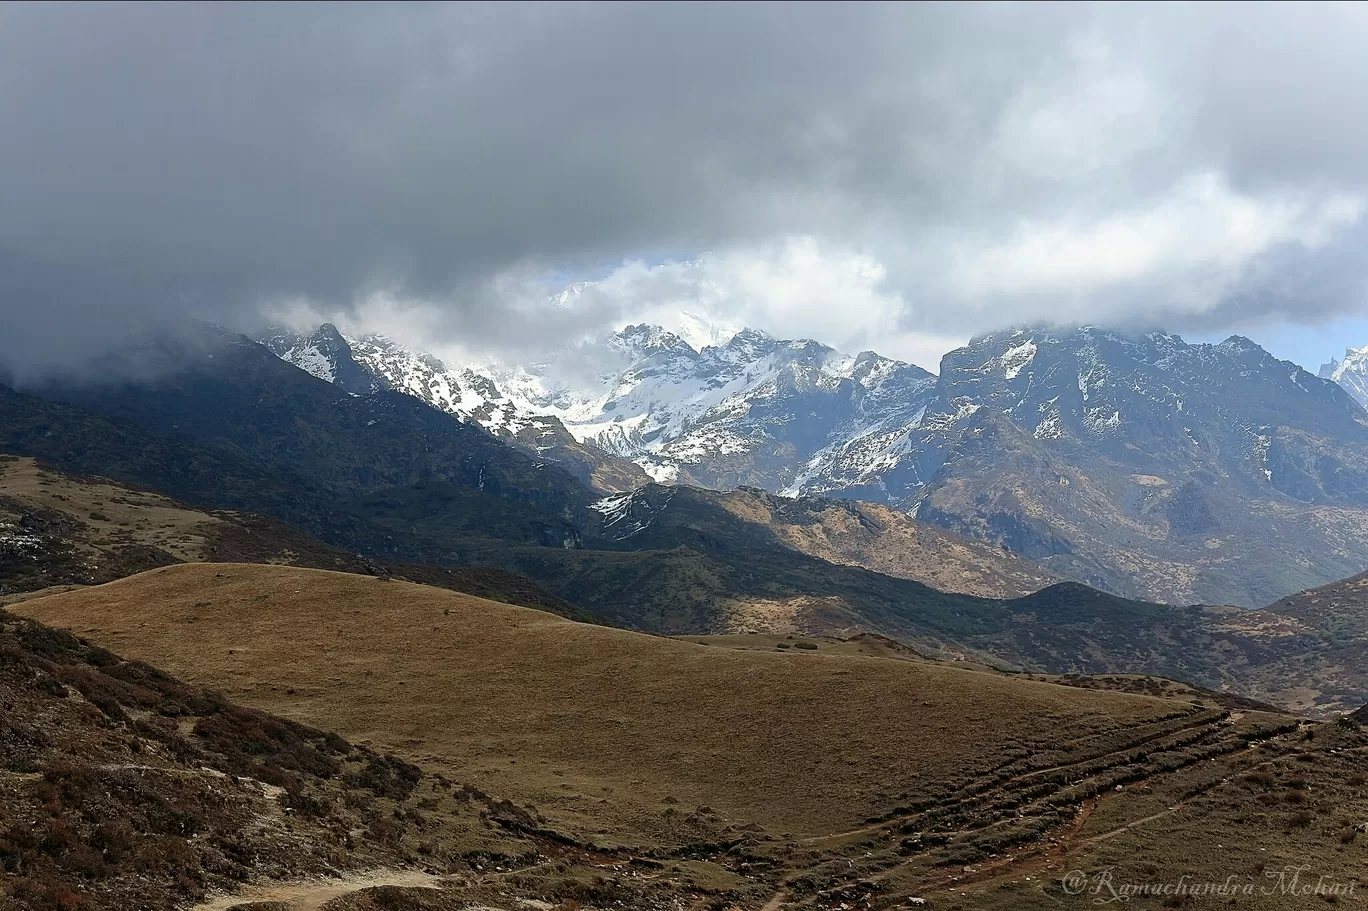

[20,563,1194,842]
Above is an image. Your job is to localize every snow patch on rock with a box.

[1001,340,1037,380]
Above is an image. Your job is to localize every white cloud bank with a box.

[7,4,1362,376]
[951,174,1366,312]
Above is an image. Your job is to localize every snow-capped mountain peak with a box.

[260,323,384,394]
[255,318,1368,607]
[259,320,938,494]
[674,311,742,351]
[608,323,697,357]
[1321,344,1368,407]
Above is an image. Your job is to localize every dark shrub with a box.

[193,707,339,778]
[344,754,422,800]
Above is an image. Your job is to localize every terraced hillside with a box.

[17,565,1368,910]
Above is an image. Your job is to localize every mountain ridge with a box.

[264,319,1368,606]
[1321,342,1368,407]
[899,326,1368,605]
[6,333,1368,710]
[0,454,591,619]
[262,322,938,492]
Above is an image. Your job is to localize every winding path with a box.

[192,869,444,911]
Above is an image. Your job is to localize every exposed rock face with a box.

[1321,344,1368,407]
[262,325,649,493]
[262,321,1368,606]
[262,322,387,395]
[894,328,1368,606]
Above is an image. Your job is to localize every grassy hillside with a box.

[7,355,1368,713]
[15,564,1192,841]
[0,607,534,911]
[17,564,1368,910]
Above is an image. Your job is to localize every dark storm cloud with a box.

[0,2,1366,376]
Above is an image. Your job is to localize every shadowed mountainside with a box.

[261,323,1368,609]
[4,335,1368,713]
[0,455,589,621]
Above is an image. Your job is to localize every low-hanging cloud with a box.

[1,2,1367,378]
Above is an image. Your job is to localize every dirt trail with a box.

[192,869,444,911]
[758,891,789,911]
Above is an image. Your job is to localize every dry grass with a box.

[713,490,1060,599]
[24,565,1366,911]
[0,456,220,562]
[929,722,1368,911]
[17,563,1187,845]
[0,605,536,911]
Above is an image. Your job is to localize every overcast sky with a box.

[2,1,1367,377]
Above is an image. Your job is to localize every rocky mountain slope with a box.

[1320,343,1368,406]
[586,483,1059,599]
[896,328,1368,606]
[265,321,1368,607]
[265,322,938,492]
[8,330,1368,712]
[263,324,649,493]
[666,326,1368,608]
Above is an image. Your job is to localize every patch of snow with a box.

[1001,340,1037,380]
[0,523,43,552]
[281,345,336,383]
[1329,344,1368,406]
[636,458,680,484]
[1251,432,1274,483]
[1034,408,1064,440]
[590,488,673,538]
[589,493,633,518]
[952,400,981,422]
[1081,407,1123,435]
